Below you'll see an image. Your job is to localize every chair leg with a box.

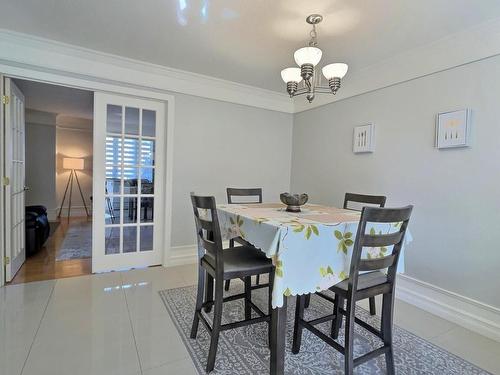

[267,271,275,347]
[206,278,224,373]
[369,296,376,315]
[304,293,311,308]
[190,264,205,339]
[331,295,344,339]
[382,292,396,375]
[292,294,305,354]
[225,239,235,292]
[244,276,251,320]
[344,298,355,375]
[204,273,214,312]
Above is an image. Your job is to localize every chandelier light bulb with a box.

[280,67,303,83]
[294,47,323,67]
[322,63,349,79]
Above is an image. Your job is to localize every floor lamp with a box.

[58,157,90,219]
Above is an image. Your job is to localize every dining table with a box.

[215,202,412,375]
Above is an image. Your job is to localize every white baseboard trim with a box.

[165,244,198,267]
[47,206,92,220]
[396,274,500,342]
[165,241,231,267]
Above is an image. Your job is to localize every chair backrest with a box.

[190,194,224,274]
[343,193,386,211]
[227,187,263,204]
[348,205,413,291]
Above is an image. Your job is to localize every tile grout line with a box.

[428,325,457,341]
[120,272,144,375]
[19,281,56,375]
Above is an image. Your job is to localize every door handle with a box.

[23,186,30,191]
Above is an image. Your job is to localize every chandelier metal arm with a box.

[288,85,337,98]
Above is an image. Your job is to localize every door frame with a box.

[0,65,175,280]
[1,74,5,287]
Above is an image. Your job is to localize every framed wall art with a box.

[353,123,375,153]
[436,109,471,149]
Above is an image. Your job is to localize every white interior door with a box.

[93,92,165,273]
[4,78,26,281]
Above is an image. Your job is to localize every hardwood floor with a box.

[10,216,92,285]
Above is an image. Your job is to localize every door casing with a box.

[0,67,175,281]
[1,74,5,287]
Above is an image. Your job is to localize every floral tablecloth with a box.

[217,203,412,308]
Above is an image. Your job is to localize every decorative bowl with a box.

[280,193,309,213]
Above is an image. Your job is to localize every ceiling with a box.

[15,79,93,123]
[3,1,500,92]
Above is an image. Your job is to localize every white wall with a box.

[25,110,56,210]
[56,120,93,217]
[171,93,293,247]
[291,55,500,308]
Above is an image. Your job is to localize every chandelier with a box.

[281,14,348,103]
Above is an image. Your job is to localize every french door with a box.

[93,92,165,273]
[3,78,26,281]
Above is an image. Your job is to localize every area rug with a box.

[56,221,92,261]
[159,283,490,374]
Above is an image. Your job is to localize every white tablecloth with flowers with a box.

[216,203,412,308]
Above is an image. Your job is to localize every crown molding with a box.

[294,17,500,113]
[2,17,500,115]
[0,29,293,114]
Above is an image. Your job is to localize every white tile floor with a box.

[1,265,499,375]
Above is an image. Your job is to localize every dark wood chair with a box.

[304,193,387,315]
[190,194,275,372]
[343,192,387,211]
[224,187,263,291]
[292,205,413,375]
[344,193,386,316]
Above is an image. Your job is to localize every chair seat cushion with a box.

[202,245,273,279]
[330,271,389,296]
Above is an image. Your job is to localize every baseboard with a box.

[165,244,198,267]
[47,206,92,220]
[165,241,230,267]
[396,274,500,342]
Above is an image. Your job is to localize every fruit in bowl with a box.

[280,193,309,213]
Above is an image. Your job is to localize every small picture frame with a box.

[353,124,375,153]
[436,109,471,149]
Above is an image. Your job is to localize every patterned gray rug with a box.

[56,221,92,261]
[159,283,490,374]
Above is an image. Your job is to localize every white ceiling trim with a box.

[0,29,293,113]
[2,17,500,115]
[294,17,500,113]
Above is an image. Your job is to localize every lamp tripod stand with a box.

[58,158,90,219]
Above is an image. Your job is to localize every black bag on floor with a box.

[25,205,51,256]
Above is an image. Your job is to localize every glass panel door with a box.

[93,93,165,272]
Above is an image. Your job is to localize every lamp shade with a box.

[63,157,84,170]
[280,68,303,83]
[294,47,322,66]
[322,63,349,79]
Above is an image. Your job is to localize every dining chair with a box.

[224,187,264,291]
[344,193,386,316]
[292,205,413,375]
[343,192,387,211]
[304,193,387,315]
[190,194,275,372]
